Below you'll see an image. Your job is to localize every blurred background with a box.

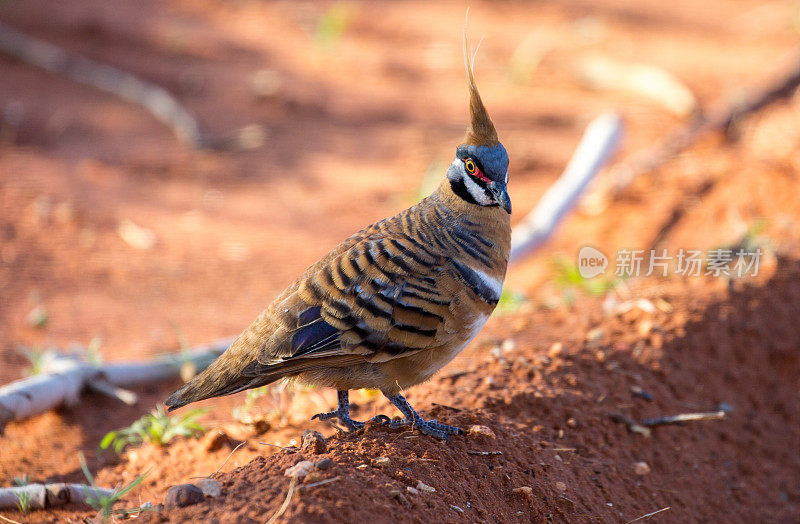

[1,0,800,518]
[3,0,799,379]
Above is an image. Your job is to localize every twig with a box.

[626,506,671,523]
[298,476,341,491]
[86,379,138,405]
[466,450,503,456]
[640,409,727,427]
[597,48,800,201]
[0,514,22,524]
[191,441,247,479]
[510,113,623,262]
[610,407,729,436]
[0,483,115,510]
[265,476,298,524]
[0,21,204,147]
[607,413,652,437]
[0,338,232,431]
[258,442,299,452]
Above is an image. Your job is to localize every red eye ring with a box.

[464,158,491,183]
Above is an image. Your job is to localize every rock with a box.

[406,486,420,495]
[555,481,567,492]
[501,338,516,352]
[634,461,651,475]
[548,342,564,358]
[285,460,315,478]
[315,458,333,470]
[165,484,204,508]
[301,429,327,454]
[390,489,410,507]
[512,486,533,499]
[202,429,239,452]
[416,481,436,493]
[196,478,222,498]
[468,425,496,439]
[373,456,390,467]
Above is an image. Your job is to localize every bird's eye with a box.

[464,159,477,174]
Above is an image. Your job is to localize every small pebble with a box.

[196,478,222,498]
[501,338,516,352]
[547,342,563,358]
[634,461,651,475]
[468,425,496,439]
[390,489,410,507]
[285,460,314,478]
[406,486,420,495]
[512,486,533,498]
[301,429,327,454]
[165,484,204,508]
[555,481,567,492]
[373,456,390,467]
[416,481,436,493]
[315,458,333,470]
[356,464,368,470]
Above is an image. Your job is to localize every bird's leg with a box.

[311,390,365,431]
[379,393,462,441]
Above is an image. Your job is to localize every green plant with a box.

[15,489,32,514]
[13,474,30,486]
[494,288,527,315]
[551,254,619,305]
[100,406,206,454]
[18,345,58,376]
[80,452,148,521]
[314,2,353,49]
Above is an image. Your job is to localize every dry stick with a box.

[602,49,800,200]
[510,113,623,262]
[610,408,728,436]
[190,441,247,480]
[265,476,298,524]
[0,515,22,524]
[298,476,341,491]
[0,21,203,148]
[625,506,671,523]
[0,338,233,431]
[0,483,115,510]
[466,450,503,456]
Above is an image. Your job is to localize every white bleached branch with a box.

[509,113,623,262]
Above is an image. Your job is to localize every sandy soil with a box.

[1,0,799,522]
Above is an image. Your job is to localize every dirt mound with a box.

[138,260,799,523]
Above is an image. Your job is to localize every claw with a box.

[311,390,365,432]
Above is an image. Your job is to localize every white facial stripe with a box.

[461,168,493,205]
[472,267,504,301]
[504,170,509,184]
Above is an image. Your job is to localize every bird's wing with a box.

[239,232,459,377]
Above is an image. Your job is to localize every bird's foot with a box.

[377,394,462,441]
[374,415,461,440]
[311,390,364,432]
[311,409,365,431]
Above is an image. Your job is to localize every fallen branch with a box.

[509,113,623,262]
[0,338,233,431]
[609,406,730,437]
[591,48,800,204]
[0,483,114,510]
[0,21,205,147]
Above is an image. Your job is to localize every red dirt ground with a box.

[1,0,799,522]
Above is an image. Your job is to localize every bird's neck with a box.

[427,181,511,270]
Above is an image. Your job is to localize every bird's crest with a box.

[462,20,498,147]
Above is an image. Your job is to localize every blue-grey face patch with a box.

[457,143,509,183]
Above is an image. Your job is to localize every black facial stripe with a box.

[449,177,499,208]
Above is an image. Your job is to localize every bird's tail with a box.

[164,348,278,411]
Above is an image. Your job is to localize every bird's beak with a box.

[489,181,512,214]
